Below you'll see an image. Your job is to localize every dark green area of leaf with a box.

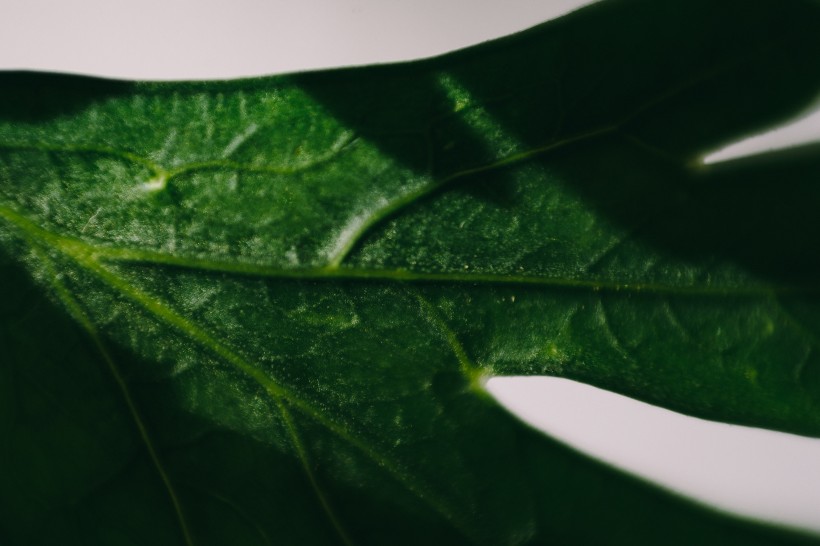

[2,0,820,544]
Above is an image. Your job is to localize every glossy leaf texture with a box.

[2,0,820,544]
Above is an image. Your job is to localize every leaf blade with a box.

[2,0,820,543]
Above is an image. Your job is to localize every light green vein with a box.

[326,125,615,267]
[98,249,807,297]
[166,158,330,179]
[283,389,474,541]
[0,130,357,189]
[166,131,358,180]
[277,402,355,546]
[0,204,808,298]
[29,245,195,546]
[328,60,740,267]
[0,58,750,277]
[0,203,472,540]
[0,142,162,173]
[90,259,472,537]
[84,259,473,540]
[413,292,487,391]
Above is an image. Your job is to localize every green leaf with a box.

[2,0,820,544]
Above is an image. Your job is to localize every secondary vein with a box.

[0,202,471,539]
[0,204,806,297]
[326,125,615,267]
[31,245,195,546]
[414,291,486,389]
[277,402,355,546]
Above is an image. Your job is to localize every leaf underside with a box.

[2,1,820,544]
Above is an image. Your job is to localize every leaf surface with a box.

[2,0,820,544]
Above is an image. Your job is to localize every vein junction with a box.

[0,63,807,538]
[0,202,800,298]
[31,247,195,546]
[0,129,357,191]
[0,202,474,540]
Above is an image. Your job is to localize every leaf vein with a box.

[0,203,473,540]
[31,245,195,546]
[277,401,356,546]
[413,291,485,388]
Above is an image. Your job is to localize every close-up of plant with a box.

[1,0,819,544]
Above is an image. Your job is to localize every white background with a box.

[3,0,820,535]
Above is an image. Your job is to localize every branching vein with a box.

[277,402,355,546]
[0,204,808,298]
[413,292,486,389]
[29,245,195,546]
[0,203,472,541]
